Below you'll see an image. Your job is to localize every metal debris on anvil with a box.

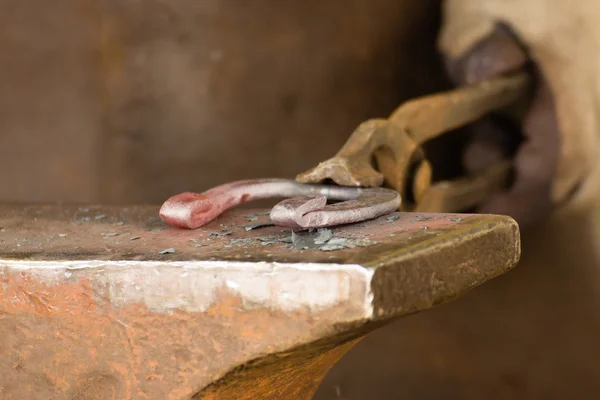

[229,238,255,246]
[209,231,232,237]
[159,248,176,255]
[246,216,259,222]
[415,215,435,221]
[256,236,290,246]
[320,237,378,252]
[318,238,347,252]
[149,213,383,253]
[313,229,332,244]
[189,238,207,247]
[279,236,293,244]
[386,215,400,222]
[285,228,378,252]
[244,222,274,231]
[291,229,333,250]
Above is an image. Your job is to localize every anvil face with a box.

[0,205,519,399]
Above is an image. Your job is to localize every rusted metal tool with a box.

[159,178,401,229]
[160,73,529,230]
[297,72,531,213]
[0,204,520,400]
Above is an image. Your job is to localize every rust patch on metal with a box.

[0,270,367,399]
[196,337,363,400]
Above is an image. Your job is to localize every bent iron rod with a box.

[159,179,401,229]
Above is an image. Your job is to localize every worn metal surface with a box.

[297,72,530,213]
[0,205,520,399]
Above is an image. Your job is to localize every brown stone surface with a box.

[0,205,519,399]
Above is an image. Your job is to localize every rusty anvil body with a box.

[0,205,519,399]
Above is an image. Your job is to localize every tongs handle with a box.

[389,72,529,144]
[296,71,531,214]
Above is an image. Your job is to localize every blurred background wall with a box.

[0,0,444,205]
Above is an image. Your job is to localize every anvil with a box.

[0,204,519,399]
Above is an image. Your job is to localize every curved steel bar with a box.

[159,179,401,229]
[269,189,400,229]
